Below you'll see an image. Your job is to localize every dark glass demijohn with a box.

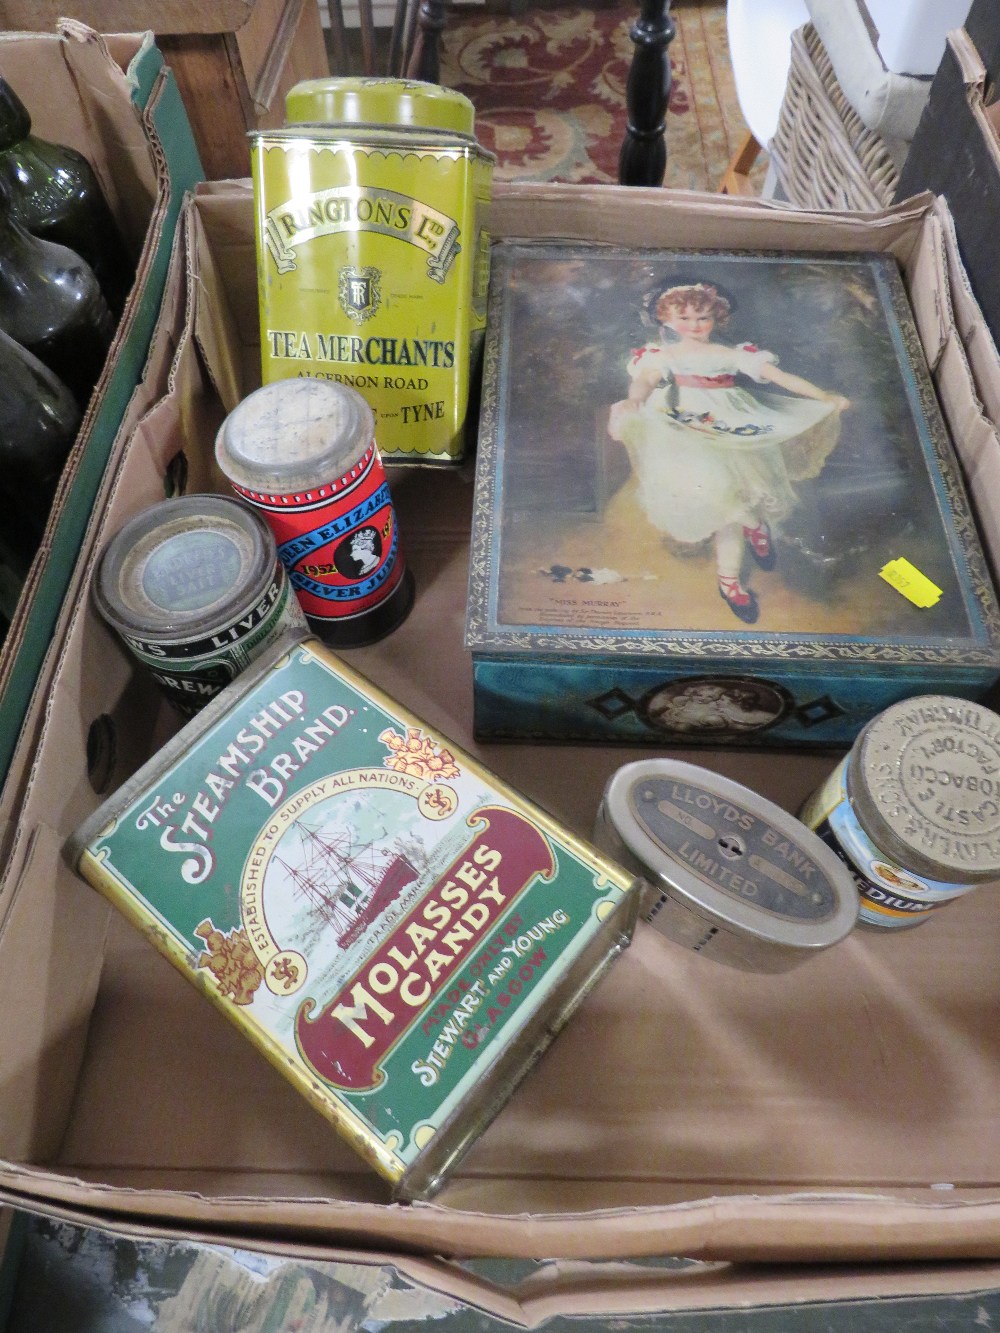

[0,76,133,315]
[0,176,114,409]
[0,325,80,599]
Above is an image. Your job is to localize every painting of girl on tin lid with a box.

[478,245,978,648]
[608,279,850,624]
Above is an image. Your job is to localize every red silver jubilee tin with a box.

[215,378,414,646]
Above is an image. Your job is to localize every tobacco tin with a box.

[595,759,859,972]
[251,77,494,464]
[800,694,1000,927]
[67,634,640,1200]
[93,494,306,715]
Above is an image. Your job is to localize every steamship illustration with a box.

[274,817,420,950]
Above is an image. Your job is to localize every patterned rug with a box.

[438,0,753,190]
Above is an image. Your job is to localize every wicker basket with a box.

[770,24,900,210]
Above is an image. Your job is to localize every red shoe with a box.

[718,574,759,624]
[743,522,775,570]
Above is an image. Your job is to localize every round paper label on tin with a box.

[140,529,245,615]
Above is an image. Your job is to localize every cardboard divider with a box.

[0,22,205,842]
[0,200,192,924]
[3,180,1000,1271]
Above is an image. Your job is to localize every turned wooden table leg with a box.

[618,0,675,187]
[405,0,449,83]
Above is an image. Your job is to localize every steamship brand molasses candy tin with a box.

[67,634,641,1201]
[251,77,494,464]
[799,694,1000,928]
[595,759,859,972]
[215,378,414,647]
[93,494,307,715]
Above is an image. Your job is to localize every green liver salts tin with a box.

[67,634,640,1200]
[251,77,494,465]
[93,494,306,715]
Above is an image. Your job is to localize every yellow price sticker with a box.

[879,557,943,608]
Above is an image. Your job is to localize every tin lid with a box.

[285,77,476,136]
[215,379,375,495]
[94,495,277,644]
[848,694,1000,882]
[600,759,859,951]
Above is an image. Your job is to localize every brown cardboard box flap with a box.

[5,1158,1000,1263]
[0,23,159,237]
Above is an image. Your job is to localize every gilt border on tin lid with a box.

[466,242,1000,671]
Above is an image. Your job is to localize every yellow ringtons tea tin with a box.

[251,78,495,465]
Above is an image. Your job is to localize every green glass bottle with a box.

[0,178,114,408]
[0,324,80,614]
[0,76,133,316]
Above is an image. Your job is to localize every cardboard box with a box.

[0,22,204,813]
[4,180,1000,1271]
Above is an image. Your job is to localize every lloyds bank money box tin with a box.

[67,634,640,1200]
[251,78,494,465]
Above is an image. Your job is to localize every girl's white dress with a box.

[615,339,841,544]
